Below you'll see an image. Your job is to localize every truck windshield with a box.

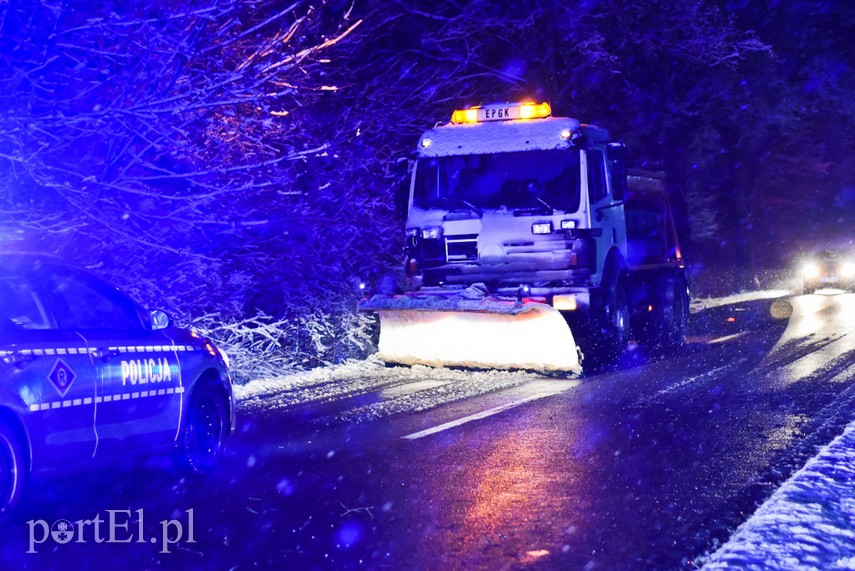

[413,149,581,212]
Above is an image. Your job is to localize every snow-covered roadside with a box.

[701,420,855,570]
[235,288,795,417]
[235,357,548,419]
[690,289,792,313]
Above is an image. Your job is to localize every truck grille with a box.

[445,234,478,262]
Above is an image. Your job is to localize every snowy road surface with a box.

[3,290,855,569]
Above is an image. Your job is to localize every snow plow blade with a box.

[361,294,582,374]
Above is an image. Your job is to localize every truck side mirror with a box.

[394,157,411,217]
[607,142,627,202]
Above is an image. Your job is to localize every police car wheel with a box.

[181,388,227,472]
[0,425,25,515]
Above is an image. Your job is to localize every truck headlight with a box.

[802,262,820,279]
[553,294,578,311]
[422,226,442,240]
[841,262,855,278]
[532,222,553,235]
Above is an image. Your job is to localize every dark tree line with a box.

[0,0,853,369]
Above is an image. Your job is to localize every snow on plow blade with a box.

[361,294,582,374]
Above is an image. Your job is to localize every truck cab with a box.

[399,102,688,362]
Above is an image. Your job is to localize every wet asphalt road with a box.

[3,292,855,570]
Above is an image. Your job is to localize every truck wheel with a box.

[666,280,688,347]
[0,424,25,516]
[583,282,631,370]
[637,275,687,351]
[609,284,632,351]
[180,387,228,472]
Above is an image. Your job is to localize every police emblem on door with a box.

[48,358,76,397]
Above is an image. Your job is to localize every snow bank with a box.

[235,356,548,418]
[702,420,855,570]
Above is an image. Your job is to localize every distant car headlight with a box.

[841,262,855,278]
[802,262,821,279]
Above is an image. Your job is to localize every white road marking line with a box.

[707,332,748,344]
[402,383,578,440]
[650,362,742,400]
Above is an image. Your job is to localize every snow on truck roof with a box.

[417,105,610,157]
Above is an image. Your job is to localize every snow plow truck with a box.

[361,102,689,374]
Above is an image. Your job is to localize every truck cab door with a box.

[584,147,627,278]
[0,267,98,468]
[38,266,183,457]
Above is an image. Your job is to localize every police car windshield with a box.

[414,149,582,213]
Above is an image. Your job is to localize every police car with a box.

[0,254,236,513]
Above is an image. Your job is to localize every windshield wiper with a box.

[434,197,482,216]
[535,197,560,213]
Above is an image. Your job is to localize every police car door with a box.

[38,265,182,456]
[0,262,98,467]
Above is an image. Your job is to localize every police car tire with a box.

[181,387,227,472]
[0,425,25,516]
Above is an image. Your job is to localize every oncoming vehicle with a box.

[0,254,235,514]
[801,250,855,294]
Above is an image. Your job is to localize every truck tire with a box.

[666,279,689,348]
[609,283,632,352]
[639,275,688,351]
[582,281,631,370]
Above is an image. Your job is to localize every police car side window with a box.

[587,149,607,203]
[0,275,53,330]
[44,271,142,331]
